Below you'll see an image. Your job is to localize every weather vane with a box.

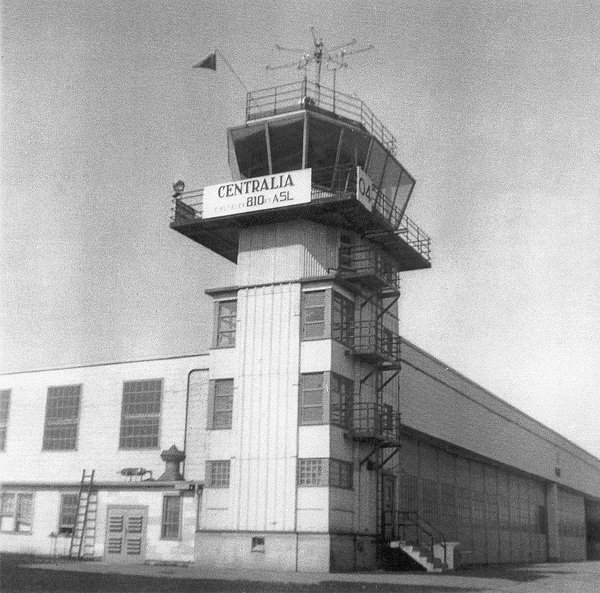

[266,27,374,91]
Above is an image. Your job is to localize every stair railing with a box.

[396,511,448,567]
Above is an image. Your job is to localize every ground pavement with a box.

[3,555,600,593]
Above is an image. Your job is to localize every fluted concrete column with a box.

[546,481,560,562]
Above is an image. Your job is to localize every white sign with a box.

[202,169,312,219]
[356,167,375,211]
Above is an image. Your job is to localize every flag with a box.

[193,52,216,70]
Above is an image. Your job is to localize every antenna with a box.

[267,27,374,91]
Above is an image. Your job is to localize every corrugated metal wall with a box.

[231,283,301,531]
[236,221,338,286]
[396,436,553,565]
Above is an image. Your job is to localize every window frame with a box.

[161,495,182,540]
[332,291,355,348]
[214,299,237,349]
[299,373,326,425]
[119,379,163,450]
[58,492,79,535]
[205,460,231,488]
[0,491,34,534]
[301,287,356,346]
[0,389,11,452]
[208,378,234,430]
[298,372,354,428]
[301,289,327,340]
[42,384,82,451]
[297,458,353,490]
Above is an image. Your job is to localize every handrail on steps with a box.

[396,511,447,567]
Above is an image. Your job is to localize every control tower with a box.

[171,79,431,571]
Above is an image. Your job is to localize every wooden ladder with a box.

[69,469,96,559]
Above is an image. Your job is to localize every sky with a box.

[1,1,599,458]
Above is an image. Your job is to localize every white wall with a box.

[0,355,208,484]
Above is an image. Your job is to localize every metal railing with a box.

[333,319,401,363]
[338,244,400,291]
[330,402,401,442]
[384,510,448,567]
[246,80,397,154]
[170,167,431,262]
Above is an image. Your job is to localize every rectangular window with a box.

[58,493,79,535]
[206,460,230,488]
[299,373,325,425]
[298,458,327,487]
[329,459,353,490]
[332,292,355,347]
[0,390,10,451]
[42,385,81,450]
[330,373,353,429]
[211,379,234,429]
[119,379,162,449]
[298,458,353,489]
[216,300,237,348]
[161,496,181,540]
[0,492,33,533]
[302,291,326,339]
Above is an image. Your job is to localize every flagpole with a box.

[215,50,249,93]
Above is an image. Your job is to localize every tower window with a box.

[42,385,81,451]
[299,373,325,425]
[0,390,10,451]
[299,372,353,428]
[209,379,234,429]
[297,458,353,489]
[119,379,162,449]
[301,291,326,339]
[206,460,230,488]
[215,300,237,348]
[332,292,355,347]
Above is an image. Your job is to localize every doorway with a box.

[105,506,148,563]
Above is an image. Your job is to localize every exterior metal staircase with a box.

[69,469,97,559]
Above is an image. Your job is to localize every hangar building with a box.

[1,80,599,572]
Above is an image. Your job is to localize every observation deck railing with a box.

[246,80,397,155]
[170,167,431,263]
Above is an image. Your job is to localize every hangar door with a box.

[105,506,148,562]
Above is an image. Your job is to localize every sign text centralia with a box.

[202,168,312,219]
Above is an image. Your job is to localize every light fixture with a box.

[172,180,185,198]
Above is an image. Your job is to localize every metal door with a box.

[382,474,396,540]
[105,506,147,562]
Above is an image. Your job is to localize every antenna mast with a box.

[267,27,374,100]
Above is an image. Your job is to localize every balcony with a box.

[332,320,401,365]
[331,402,401,444]
[338,244,400,296]
[170,166,431,271]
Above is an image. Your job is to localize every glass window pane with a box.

[230,126,269,178]
[366,141,388,189]
[268,117,304,174]
[307,116,342,188]
[394,170,415,216]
